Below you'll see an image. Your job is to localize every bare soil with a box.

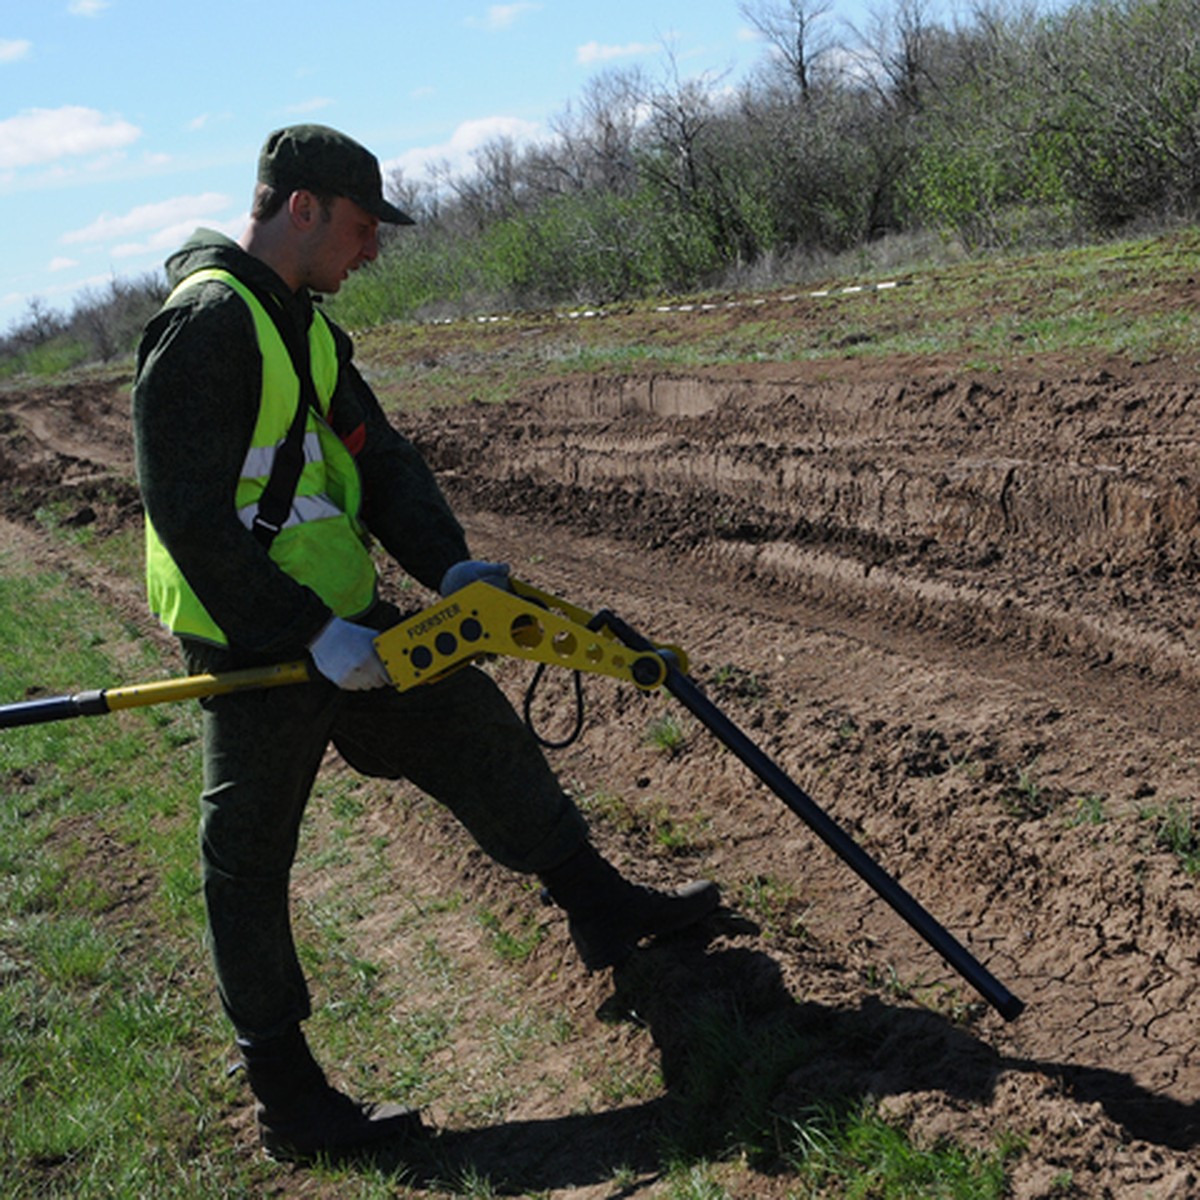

[7,292,1200,1197]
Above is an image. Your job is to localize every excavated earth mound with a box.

[6,335,1200,1196]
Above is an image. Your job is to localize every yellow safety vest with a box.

[144,268,377,646]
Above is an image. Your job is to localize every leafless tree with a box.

[542,68,647,196]
[14,297,63,347]
[738,0,839,98]
[69,274,167,362]
[384,166,429,223]
[847,0,939,112]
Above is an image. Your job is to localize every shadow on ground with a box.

[357,920,1200,1194]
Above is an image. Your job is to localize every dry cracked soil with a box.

[6,284,1200,1198]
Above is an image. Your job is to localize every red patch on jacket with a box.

[341,422,366,457]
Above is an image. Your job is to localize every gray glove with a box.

[307,616,391,690]
[439,559,511,596]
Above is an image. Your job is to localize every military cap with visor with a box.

[257,124,414,225]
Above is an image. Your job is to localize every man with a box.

[131,125,719,1164]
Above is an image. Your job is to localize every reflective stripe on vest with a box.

[144,267,377,646]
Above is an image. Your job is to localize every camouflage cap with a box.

[257,124,414,225]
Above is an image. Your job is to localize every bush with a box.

[19,0,1200,344]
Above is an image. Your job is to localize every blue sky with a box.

[0,0,898,333]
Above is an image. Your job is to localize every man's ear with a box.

[287,189,317,230]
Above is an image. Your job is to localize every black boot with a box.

[539,843,720,971]
[238,1024,427,1164]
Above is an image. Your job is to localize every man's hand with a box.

[438,559,511,597]
[307,617,391,690]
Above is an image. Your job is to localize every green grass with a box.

[352,227,1200,418]
[1146,800,1200,874]
[643,712,688,757]
[576,784,711,857]
[477,906,546,963]
[1001,764,1053,821]
[0,558,260,1196]
[708,663,767,704]
[784,1097,1014,1198]
[0,332,92,379]
[734,873,808,942]
[1067,793,1107,828]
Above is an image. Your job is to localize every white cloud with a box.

[49,256,78,272]
[577,40,657,65]
[62,192,232,247]
[0,39,32,63]
[111,211,244,259]
[0,106,140,170]
[68,0,110,15]
[384,115,542,183]
[467,4,539,31]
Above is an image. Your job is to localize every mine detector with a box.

[0,576,1024,1021]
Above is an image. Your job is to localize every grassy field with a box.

[0,548,263,1195]
[11,226,1200,1194]
[0,528,1019,1198]
[347,229,1200,411]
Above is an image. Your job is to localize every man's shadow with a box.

[378,917,1200,1194]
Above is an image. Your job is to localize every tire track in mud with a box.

[404,366,1200,1191]
[416,368,1200,688]
[8,361,1200,1193]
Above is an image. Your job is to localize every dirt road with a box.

[6,318,1200,1195]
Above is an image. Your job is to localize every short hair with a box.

[250,183,337,223]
